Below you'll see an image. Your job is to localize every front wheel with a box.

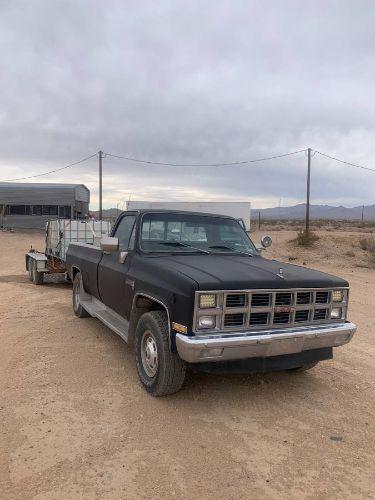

[135,311,186,396]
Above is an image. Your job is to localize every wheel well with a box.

[128,294,169,346]
[71,266,80,280]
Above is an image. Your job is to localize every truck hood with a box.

[149,254,348,290]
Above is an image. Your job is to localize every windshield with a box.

[140,213,258,255]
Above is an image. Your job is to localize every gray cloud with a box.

[1,0,374,208]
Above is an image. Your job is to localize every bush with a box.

[294,230,319,247]
[359,237,375,252]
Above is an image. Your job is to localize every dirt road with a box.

[0,230,374,499]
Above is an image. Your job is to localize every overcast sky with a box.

[0,0,374,209]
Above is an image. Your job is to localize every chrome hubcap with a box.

[141,331,158,377]
[74,280,80,310]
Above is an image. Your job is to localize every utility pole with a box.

[361,205,365,224]
[305,147,311,234]
[99,150,103,220]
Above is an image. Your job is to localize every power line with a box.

[1,153,98,182]
[104,149,307,167]
[2,148,375,184]
[314,150,375,173]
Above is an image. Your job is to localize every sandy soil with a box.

[0,230,374,500]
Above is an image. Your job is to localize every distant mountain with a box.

[92,203,375,221]
[90,208,121,218]
[254,203,375,221]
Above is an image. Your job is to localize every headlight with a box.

[198,316,216,329]
[332,290,344,302]
[199,294,216,308]
[331,307,342,319]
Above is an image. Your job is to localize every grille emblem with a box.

[277,268,284,279]
[274,306,292,313]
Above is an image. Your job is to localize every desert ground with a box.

[0,228,374,500]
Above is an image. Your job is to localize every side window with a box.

[114,215,136,250]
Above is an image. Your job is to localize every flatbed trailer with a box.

[25,219,111,285]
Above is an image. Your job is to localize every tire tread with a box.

[72,273,90,318]
[135,310,185,396]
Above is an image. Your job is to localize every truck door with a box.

[98,214,137,319]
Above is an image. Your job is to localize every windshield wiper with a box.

[208,245,253,257]
[160,241,210,254]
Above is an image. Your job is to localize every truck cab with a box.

[66,210,356,396]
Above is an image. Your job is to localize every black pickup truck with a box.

[66,210,356,396]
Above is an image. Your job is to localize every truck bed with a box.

[66,242,104,299]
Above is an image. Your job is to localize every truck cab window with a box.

[115,215,136,250]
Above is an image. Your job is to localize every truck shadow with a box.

[90,320,328,403]
[176,366,328,404]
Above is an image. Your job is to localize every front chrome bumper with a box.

[176,322,356,363]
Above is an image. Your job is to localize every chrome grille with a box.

[249,312,269,325]
[224,313,244,327]
[316,291,330,304]
[226,294,246,308]
[251,293,271,307]
[314,308,328,321]
[274,311,291,324]
[295,310,309,322]
[195,287,348,333]
[275,292,292,306]
[296,292,311,305]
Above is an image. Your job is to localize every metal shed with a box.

[0,182,90,229]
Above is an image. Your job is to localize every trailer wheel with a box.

[27,259,33,282]
[32,260,44,285]
[135,311,186,396]
[72,272,90,318]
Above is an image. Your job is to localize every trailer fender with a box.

[26,252,48,273]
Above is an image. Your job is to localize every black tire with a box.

[288,362,319,372]
[32,260,44,285]
[72,272,90,318]
[27,259,33,282]
[135,311,186,396]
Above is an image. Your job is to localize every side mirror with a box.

[260,235,272,248]
[100,236,119,252]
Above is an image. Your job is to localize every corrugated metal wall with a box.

[0,183,76,204]
[0,183,90,229]
[74,185,90,203]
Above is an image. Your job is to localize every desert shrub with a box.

[293,230,319,247]
[359,237,375,252]
[313,220,325,228]
[345,250,355,257]
[369,253,375,267]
